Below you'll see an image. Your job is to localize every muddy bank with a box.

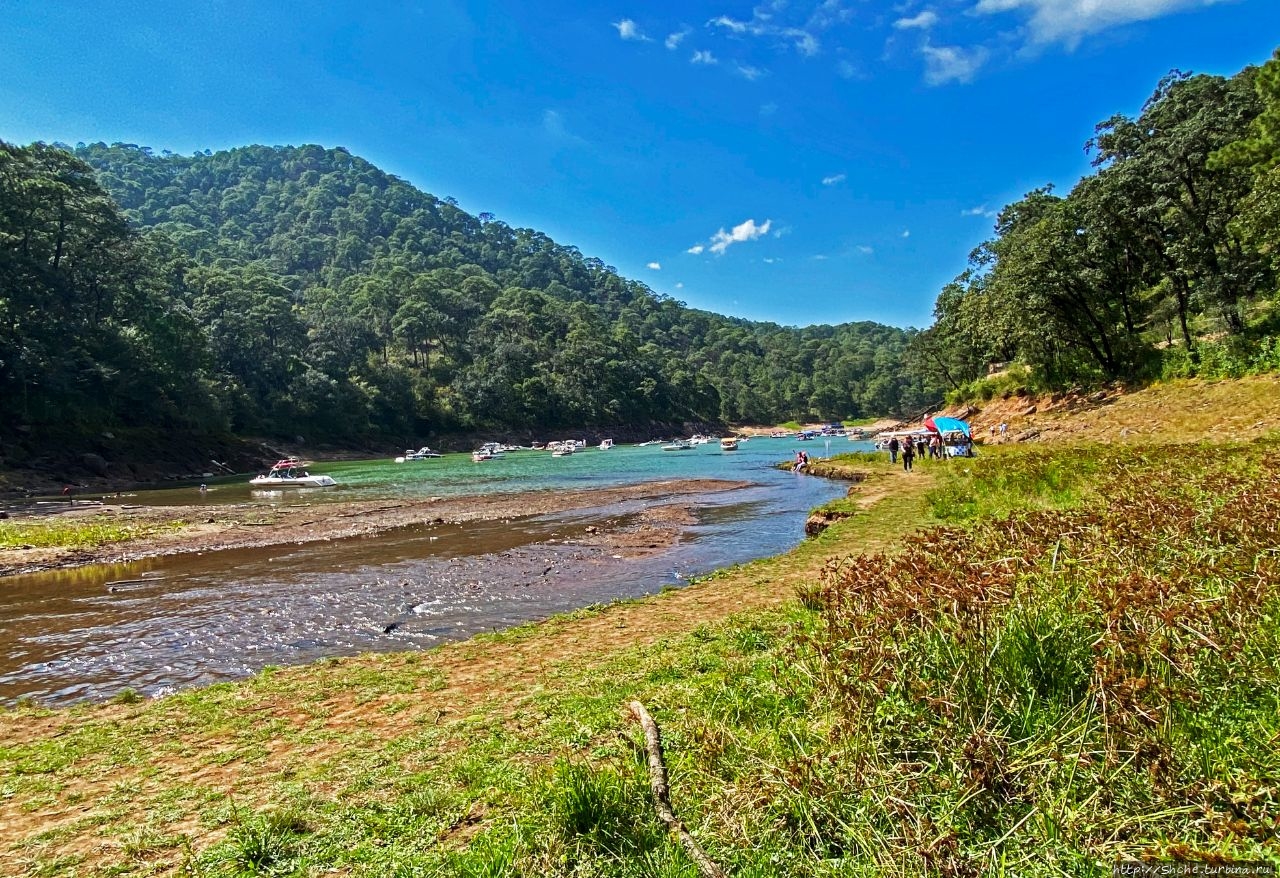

[0,478,747,578]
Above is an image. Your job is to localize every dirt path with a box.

[0,465,934,874]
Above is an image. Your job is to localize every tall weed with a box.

[805,439,1280,866]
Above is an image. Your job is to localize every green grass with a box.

[0,517,187,550]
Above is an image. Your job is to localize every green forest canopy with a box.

[0,139,935,454]
[909,51,1280,394]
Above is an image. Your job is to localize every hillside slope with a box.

[947,374,1280,445]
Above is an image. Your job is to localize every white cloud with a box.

[962,204,998,218]
[836,59,860,79]
[708,14,749,33]
[675,282,684,289]
[902,229,911,238]
[692,49,718,64]
[687,244,706,255]
[812,254,829,260]
[735,63,766,80]
[706,10,824,57]
[785,27,820,57]
[974,0,1216,48]
[665,27,692,49]
[763,257,782,264]
[857,244,874,255]
[807,0,855,30]
[541,110,586,146]
[921,42,988,85]
[613,18,648,41]
[894,9,939,29]
[706,218,773,255]
[646,262,662,270]
[822,173,847,186]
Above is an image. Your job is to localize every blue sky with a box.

[2,1,1276,329]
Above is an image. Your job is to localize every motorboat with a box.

[720,437,739,451]
[548,440,575,457]
[472,442,506,462]
[599,438,615,450]
[396,446,442,462]
[249,460,337,488]
[661,439,695,451]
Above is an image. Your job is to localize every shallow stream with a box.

[0,437,869,705]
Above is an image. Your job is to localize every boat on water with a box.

[548,440,576,457]
[720,437,739,451]
[472,442,507,462]
[599,438,615,450]
[395,446,442,462]
[662,439,696,451]
[249,460,337,488]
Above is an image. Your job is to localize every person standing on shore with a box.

[902,440,915,472]
[888,436,899,464]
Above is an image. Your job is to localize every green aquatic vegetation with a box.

[0,517,187,550]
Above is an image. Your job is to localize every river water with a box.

[0,437,869,705]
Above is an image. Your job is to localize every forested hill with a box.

[0,140,935,466]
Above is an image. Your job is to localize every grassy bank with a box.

[2,440,1277,875]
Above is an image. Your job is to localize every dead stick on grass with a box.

[628,701,727,878]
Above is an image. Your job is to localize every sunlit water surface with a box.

[0,437,871,705]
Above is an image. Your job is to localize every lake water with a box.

[0,437,872,705]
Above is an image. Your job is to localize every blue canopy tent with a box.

[924,416,971,437]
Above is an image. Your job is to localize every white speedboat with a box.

[397,446,442,462]
[599,438,615,450]
[720,437,739,451]
[662,439,695,451]
[249,460,337,488]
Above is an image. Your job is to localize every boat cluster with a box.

[247,428,765,488]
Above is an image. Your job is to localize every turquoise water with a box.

[141,436,874,506]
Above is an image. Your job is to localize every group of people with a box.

[886,434,951,471]
[793,450,811,472]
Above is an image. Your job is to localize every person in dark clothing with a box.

[902,440,915,472]
[888,437,900,464]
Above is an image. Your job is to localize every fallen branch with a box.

[628,701,727,878]
[335,504,406,519]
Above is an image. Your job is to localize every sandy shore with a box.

[0,478,750,578]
